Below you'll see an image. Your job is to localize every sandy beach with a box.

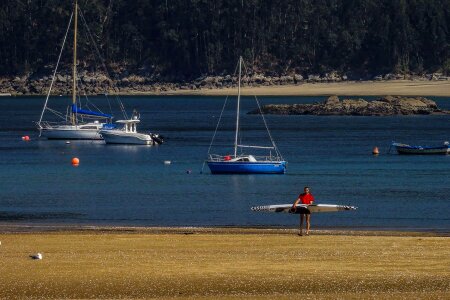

[165,80,450,97]
[1,226,448,299]
[2,79,450,97]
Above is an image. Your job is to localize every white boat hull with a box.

[40,125,102,140]
[100,130,154,145]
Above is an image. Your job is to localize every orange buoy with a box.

[22,136,30,141]
[71,157,80,166]
[372,146,379,155]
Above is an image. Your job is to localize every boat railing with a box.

[208,154,284,162]
[37,120,77,129]
[37,121,60,129]
[37,120,106,130]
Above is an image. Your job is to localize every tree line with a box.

[1,0,449,79]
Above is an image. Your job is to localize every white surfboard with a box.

[250,203,357,214]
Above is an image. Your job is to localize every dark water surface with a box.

[0,95,449,231]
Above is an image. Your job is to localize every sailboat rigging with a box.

[36,0,115,140]
[206,57,287,174]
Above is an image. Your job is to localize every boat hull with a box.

[100,130,154,145]
[207,161,286,174]
[40,128,102,140]
[393,143,449,155]
[251,203,357,213]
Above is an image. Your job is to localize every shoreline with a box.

[166,80,450,97]
[0,224,448,236]
[2,80,450,97]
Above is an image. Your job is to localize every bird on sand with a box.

[30,253,43,260]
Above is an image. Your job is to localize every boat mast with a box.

[234,56,242,157]
[71,0,78,125]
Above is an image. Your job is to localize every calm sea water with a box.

[0,95,449,231]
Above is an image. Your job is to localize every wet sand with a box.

[165,80,450,97]
[0,226,449,299]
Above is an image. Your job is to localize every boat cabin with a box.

[229,155,257,162]
[116,119,140,133]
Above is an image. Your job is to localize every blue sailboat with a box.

[206,57,287,174]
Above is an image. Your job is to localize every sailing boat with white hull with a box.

[37,0,113,140]
[206,57,287,174]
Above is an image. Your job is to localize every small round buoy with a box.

[22,136,30,141]
[186,170,192,174]
[65,141,71,144]
[71,157,80,166]
[372,146,379,155]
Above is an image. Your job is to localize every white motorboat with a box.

[100,117,163,145]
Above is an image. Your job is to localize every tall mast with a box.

[71,0,78,125]
[234,56,242,157]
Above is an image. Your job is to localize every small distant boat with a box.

[391,141,450,155]
[206,57,286,174]
[100,113,163,145]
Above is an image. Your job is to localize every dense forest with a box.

[1,0,449,80]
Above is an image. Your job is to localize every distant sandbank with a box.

[1,226,448,299]
[164,80,450,97]
[2,80,450,98]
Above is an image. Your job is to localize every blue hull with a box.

[207,161,286,174]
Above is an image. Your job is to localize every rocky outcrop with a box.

[248,96,449,116]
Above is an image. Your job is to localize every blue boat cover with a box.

[71,104,112,118]
[101,123,117,130]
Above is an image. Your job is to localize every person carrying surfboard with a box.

[291,186,315,236]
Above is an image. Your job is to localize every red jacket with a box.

[299,193,314,204]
